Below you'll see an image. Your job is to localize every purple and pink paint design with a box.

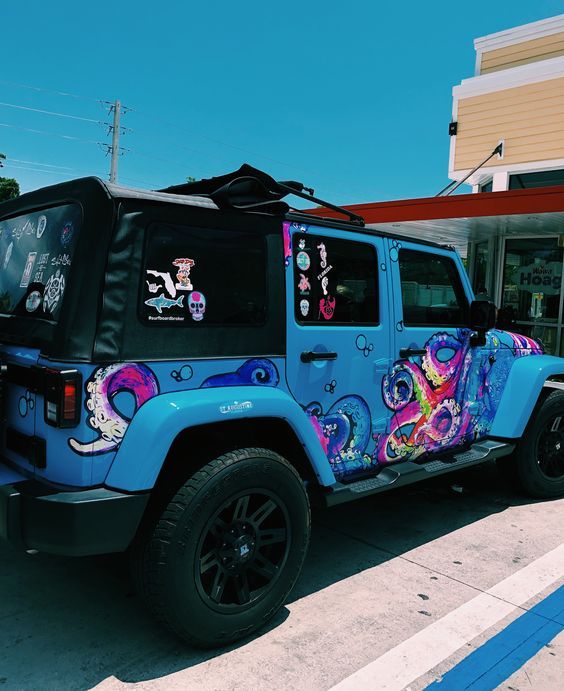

[305,329,542,478]
[68,328,541,483]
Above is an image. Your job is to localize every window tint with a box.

[293,233,378,325]
[399,249,468,326]
[141,223,267,325]
[0,203,81,321]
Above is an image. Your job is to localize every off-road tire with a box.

[498,390,564,498]
[131,448,311,647]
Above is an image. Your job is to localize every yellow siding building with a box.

[449,14,564,192]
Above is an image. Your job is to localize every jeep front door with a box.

[387,241,474,460]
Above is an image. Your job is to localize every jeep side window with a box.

[141,223,267,325]
[399,249,468,326]
[293,234,378,325]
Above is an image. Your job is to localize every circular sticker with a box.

[37,215,47,239]
[26,290,42,313]
[60,221,74,247]
[296,251,310,271]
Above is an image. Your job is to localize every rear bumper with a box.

[0,466,149,556]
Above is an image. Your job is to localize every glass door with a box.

[499,237,563,355]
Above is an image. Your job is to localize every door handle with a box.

[300,351,338,364]
[399,347,426,359]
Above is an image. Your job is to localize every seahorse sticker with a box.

[69,363,159,456]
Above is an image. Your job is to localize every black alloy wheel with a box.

[131,448,311,647]
[536,414,564,480]
[501,390,564,498]
[196,490,290,610]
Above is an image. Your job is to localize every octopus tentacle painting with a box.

[69,363,160,456]
[305,329,541,479]
[69,358,279,457]
[305,395,373,477]
[200,358,279,388]
[376,329,542,464]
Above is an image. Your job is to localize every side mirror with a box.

[469,300,497,341]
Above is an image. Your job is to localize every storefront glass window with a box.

[509,169,564,189]
[501,238,562,325]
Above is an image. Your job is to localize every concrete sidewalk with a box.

[0,462,562,690]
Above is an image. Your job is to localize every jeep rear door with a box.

[0,179,115,484]
[284,222,394,482]
[0,203,82,476]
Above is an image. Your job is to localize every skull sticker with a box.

[188,291,206,321]
[300,299,310,317]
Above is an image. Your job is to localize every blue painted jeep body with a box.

[0,177,560,555]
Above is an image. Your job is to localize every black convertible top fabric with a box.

[159,164,293,214]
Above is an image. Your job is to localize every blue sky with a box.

[1,1,563,203]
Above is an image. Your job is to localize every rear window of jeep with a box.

[0,203,81,320]
[141,223,267,325]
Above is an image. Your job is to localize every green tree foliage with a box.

[0,153,19,201]
[0,177,20,202]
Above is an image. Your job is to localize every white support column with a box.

[492,171,509,191]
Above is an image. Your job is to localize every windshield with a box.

[0,203,81,321]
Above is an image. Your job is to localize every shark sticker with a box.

[145,292,184,315]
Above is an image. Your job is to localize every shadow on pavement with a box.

[0,462,541,690]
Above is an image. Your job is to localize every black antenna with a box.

[436,142,504,196]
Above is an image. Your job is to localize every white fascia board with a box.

[474,14,564,53]
[447,93,459,180]
[474,49,483,77]
[453,55,564,99]
[449,157,564,183]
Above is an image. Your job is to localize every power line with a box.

[0,121,99,144]
[3,163,76,176]
[2,163,106,179]
[128,148,192,171]
[0,101,101,124]
[133,108,306,171]
[8,158,75,171]
[0,79,102,103]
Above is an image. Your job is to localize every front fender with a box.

[104,386,335,491]
[490,354,564,438]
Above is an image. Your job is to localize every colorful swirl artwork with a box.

[376,329,541,464]
[306,329,542,479]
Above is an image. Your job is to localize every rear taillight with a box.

[44,369,82,428]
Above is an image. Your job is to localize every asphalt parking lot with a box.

[0,461,562,690]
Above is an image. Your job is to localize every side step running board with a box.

[320,440,515,507]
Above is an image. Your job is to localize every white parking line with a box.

[329,543,564,691]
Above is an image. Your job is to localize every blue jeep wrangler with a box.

[1,166,563,647]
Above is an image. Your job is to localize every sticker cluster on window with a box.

[144,257,206,323]
[0,205,79,319]
[294,236,336,322]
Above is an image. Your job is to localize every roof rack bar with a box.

[277,182,365,226]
